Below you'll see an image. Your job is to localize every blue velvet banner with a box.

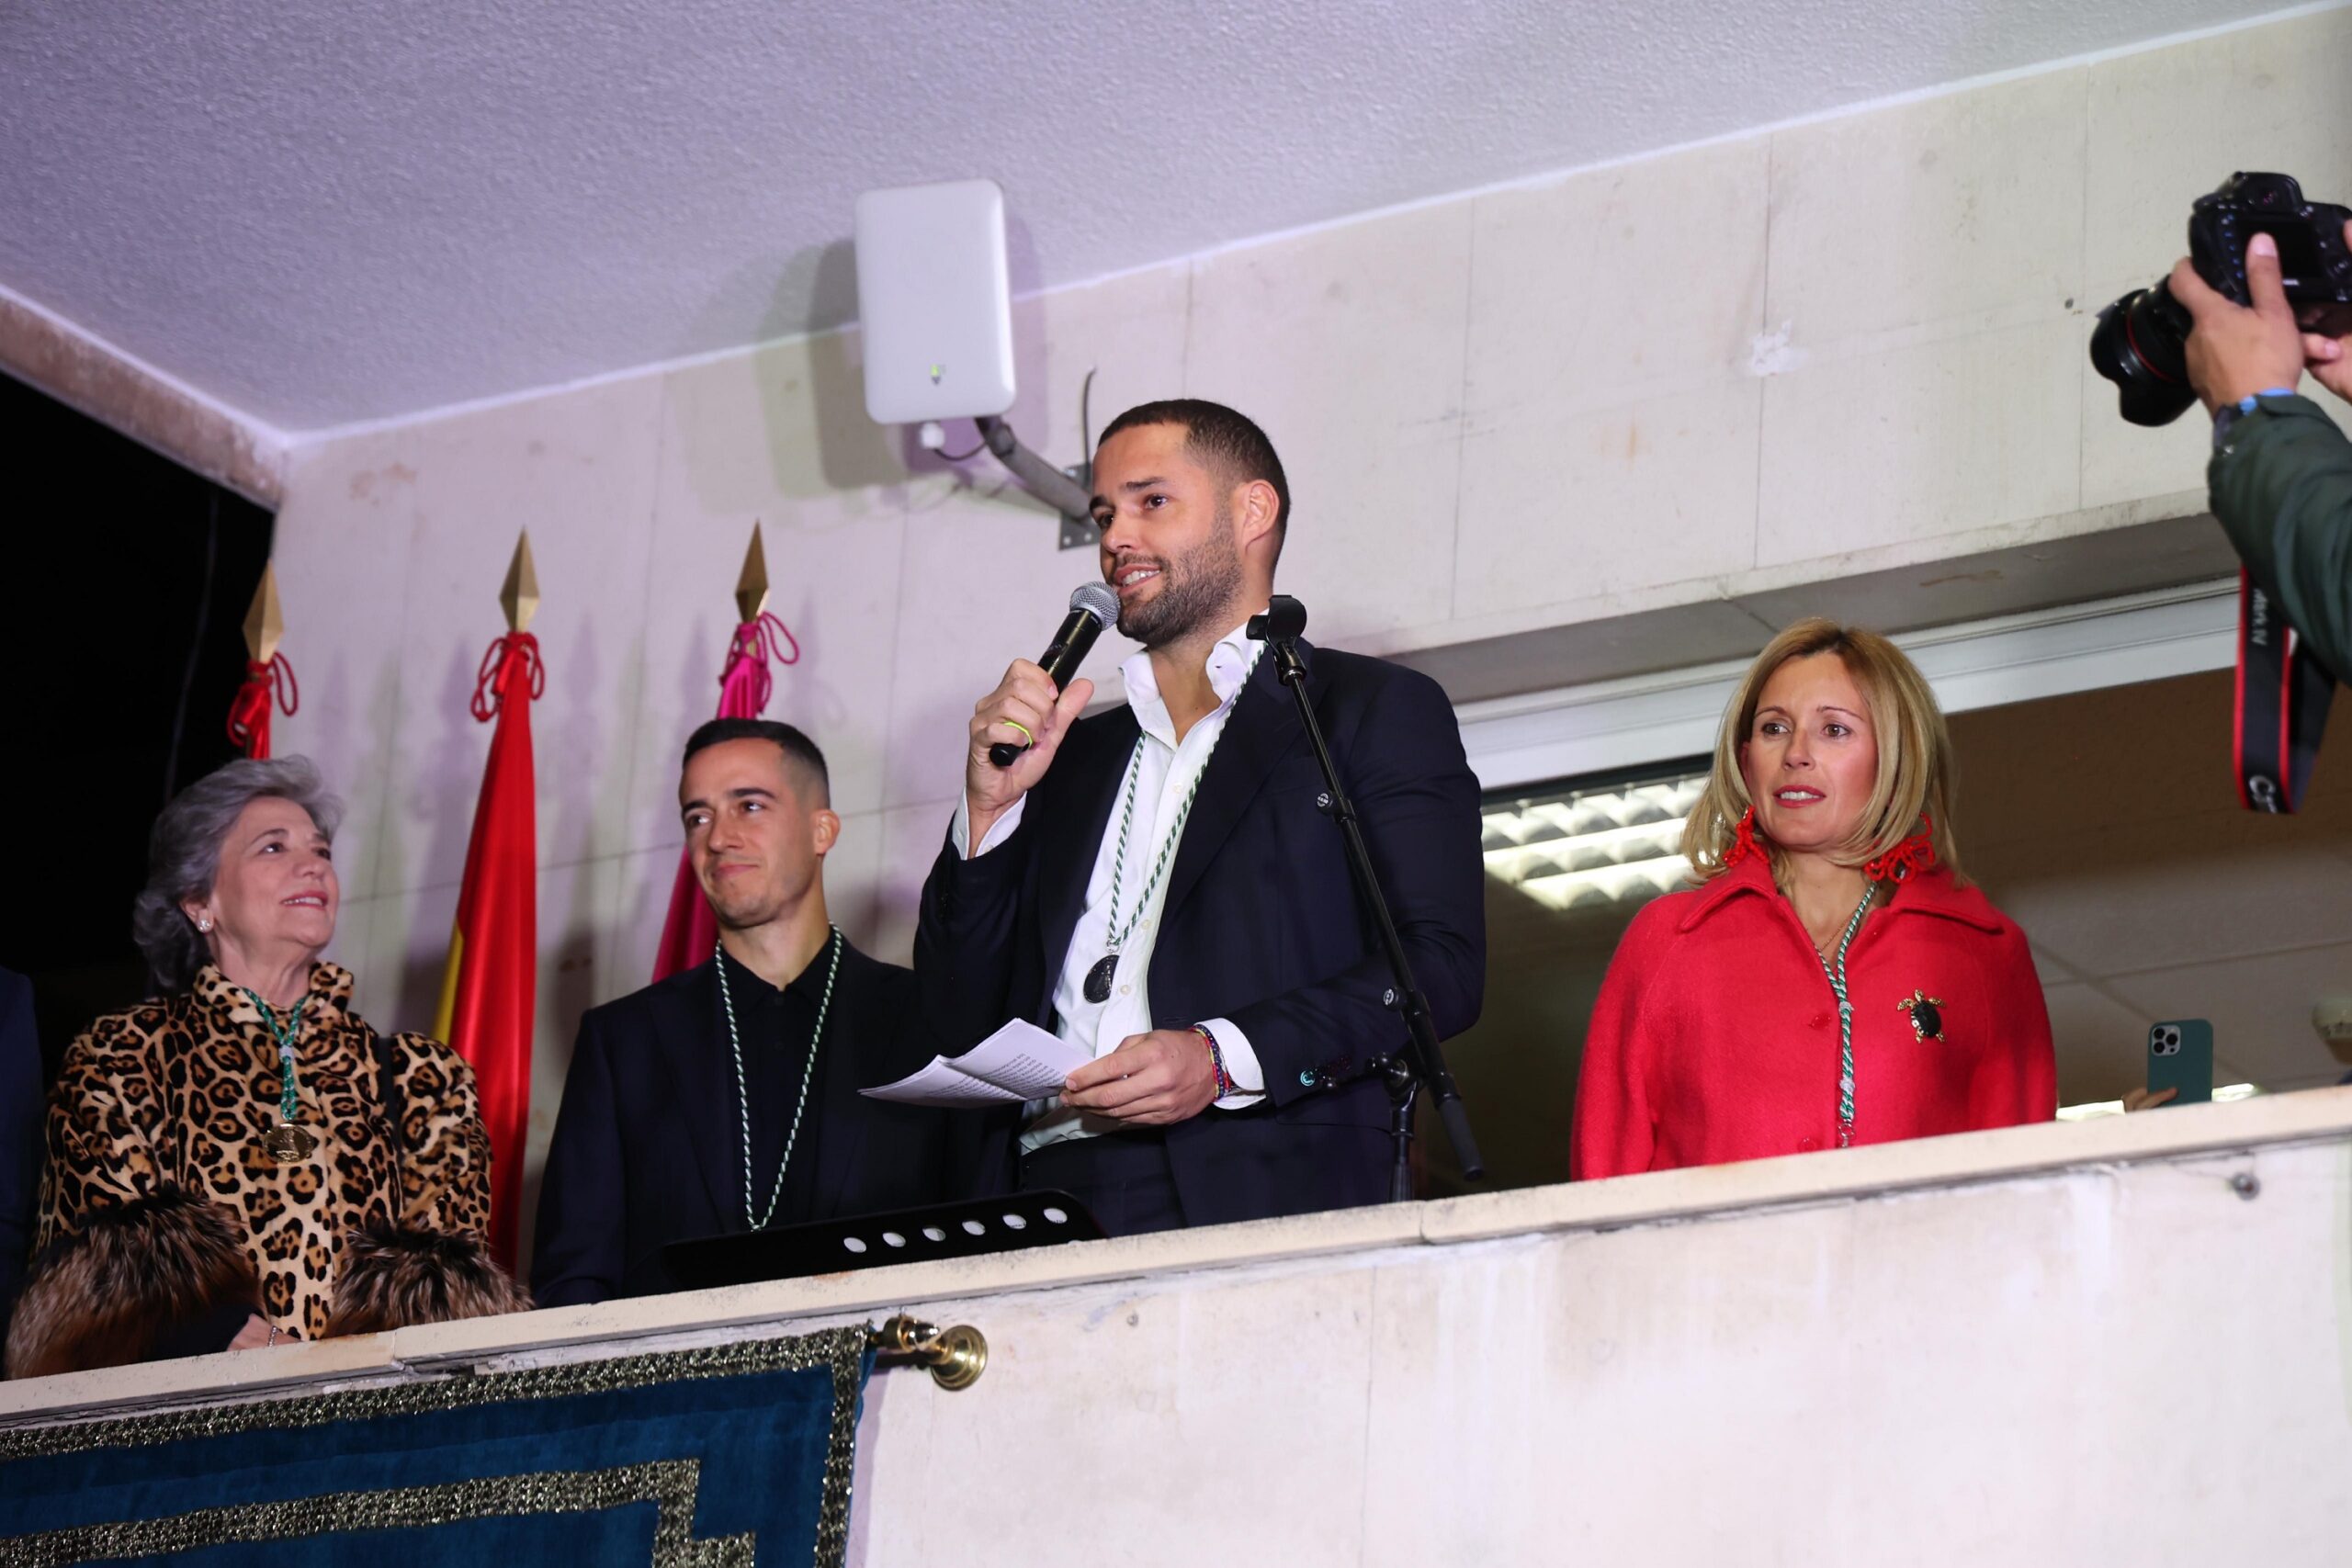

[0,1325,870,1567]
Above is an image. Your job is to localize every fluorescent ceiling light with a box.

[1484,773,1707,909]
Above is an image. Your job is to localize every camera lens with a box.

[2089,282,2199,426]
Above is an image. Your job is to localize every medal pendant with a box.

[264,1123,316,1163]
[1082,953,1120,1005]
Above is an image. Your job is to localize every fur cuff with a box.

[4,1190,258,1381]
[329,1226,531,1337]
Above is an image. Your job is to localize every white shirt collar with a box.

[1120,615,1267,749]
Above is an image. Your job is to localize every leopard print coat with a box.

[31,963,499,1343]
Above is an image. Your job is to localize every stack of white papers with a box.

[860,1020,1091,1108]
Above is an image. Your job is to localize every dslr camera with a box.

[2090,172,2352,426]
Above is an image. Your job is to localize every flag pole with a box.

[226,563,298,759]
[435,530,544,1267]
[737,521,769,624]
[502,530,540,636]
[650,523,802,982]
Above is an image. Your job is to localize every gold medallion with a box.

[264,1122,317,1163]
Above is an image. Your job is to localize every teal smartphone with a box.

[2147,1020,2214,1105]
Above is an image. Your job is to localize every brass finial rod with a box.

[735,521,769,624]
[501,531,540,635]
[871,1314,987,1391]
[243,562,284,663]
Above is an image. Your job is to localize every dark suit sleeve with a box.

[1227,666,1487,1107]
[914,815,1037,1053]
[529,1009,625,1308]
[913,821,1037,1196]
[0,971,40,1336]
[873,972,998,1208]
[2211,393,2352,681]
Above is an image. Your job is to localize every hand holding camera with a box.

[2090,172,2352,424]
[2093,174,2352,812]
[2171,229,2352,413]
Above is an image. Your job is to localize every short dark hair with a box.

[1097,399,1290,556]
[682,718,830,805]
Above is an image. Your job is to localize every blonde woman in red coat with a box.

[1571,619,2055,1179]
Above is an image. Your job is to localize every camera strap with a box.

[2234,568,2337,813]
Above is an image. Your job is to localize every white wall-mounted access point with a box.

[854,178,1017,425]
[851,176,1094,544]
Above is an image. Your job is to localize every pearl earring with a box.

[197,919,212,933]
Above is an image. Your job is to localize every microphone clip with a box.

[1247,594,1310,687]
[1245,595,1307,644]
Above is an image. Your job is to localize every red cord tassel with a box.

[717,611,801,713]
[470,634,546,721]
[225,653,300,759]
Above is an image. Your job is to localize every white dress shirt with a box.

[952,619,1270,1150]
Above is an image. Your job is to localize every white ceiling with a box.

[0,0,2285,434]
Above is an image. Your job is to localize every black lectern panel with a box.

[664,1190,1106,1290]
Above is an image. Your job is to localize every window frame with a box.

[1455,580,2237,790]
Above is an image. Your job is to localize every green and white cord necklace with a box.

[715,927,840,1231]
[1080,714,1234,1005]
[1813,888,1877,1148]
[242,989,317,1163]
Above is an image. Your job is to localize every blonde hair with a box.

[1680,618,1962,888]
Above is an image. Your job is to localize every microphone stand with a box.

[1246,595,1483,1199]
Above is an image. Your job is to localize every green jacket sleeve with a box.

[2208,392,2352,680]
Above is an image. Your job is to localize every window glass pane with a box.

[1422,761,1708,1198]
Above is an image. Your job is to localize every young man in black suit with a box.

[918,400,1486,1235]
[532,720,965,1305]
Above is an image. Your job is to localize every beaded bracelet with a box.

[1193,1023,1236,1099]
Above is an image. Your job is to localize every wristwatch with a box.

[2212,387,2297,450]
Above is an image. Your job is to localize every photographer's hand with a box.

[2297,219,2352,403]
[2172,233,2306,414]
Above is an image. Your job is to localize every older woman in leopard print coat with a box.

[4,757,529,1380]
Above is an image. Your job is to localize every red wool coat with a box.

[1571,855,2055,1179]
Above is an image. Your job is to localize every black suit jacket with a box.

[531,939,967,1305]
[916,640,1486,1227]
[0,967,39,1345]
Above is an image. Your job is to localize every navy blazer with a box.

[0,967,38,1344]
[530,939,967,1305]
[916,639,1486,1227]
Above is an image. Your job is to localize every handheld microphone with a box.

[989,581,1121,767]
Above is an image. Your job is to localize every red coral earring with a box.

[1722,805,1760,868]
[1864,813,1938,883]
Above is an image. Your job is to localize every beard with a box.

[1115,508,1246,649]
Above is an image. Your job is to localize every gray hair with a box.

[132,755,345,995]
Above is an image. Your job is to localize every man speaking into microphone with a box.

[917,399,1486,1235]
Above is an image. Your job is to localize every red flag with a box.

[434,632,543,1267]
[650,611,799,980]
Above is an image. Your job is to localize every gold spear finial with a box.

[735,521,769,623]
[501,530,539,635]
[242,562,284,663]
